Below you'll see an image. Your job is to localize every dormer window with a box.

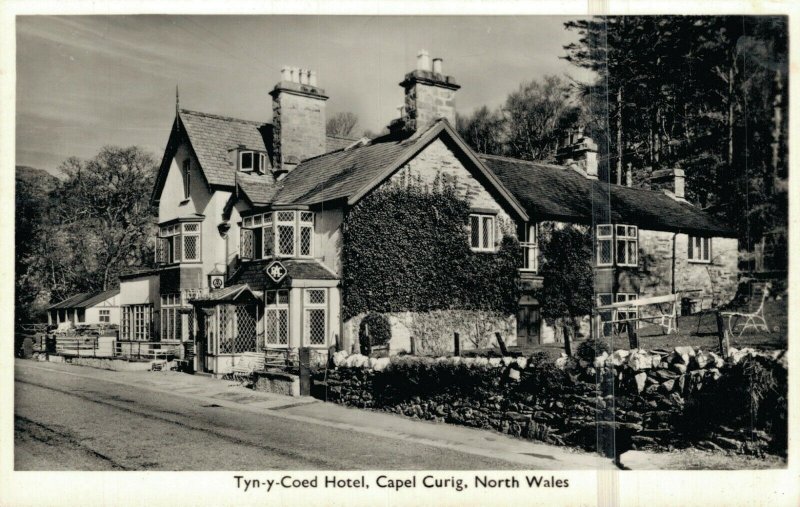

[239,150,268,173]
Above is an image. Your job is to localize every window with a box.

[240,211,313,260]
[688,236,711,263]
[77,309,85,323]
[121,305,152,341]
[596,224,638,267]
[596,293,638,336]
[239,151,253,171]
[239,151,268,173]
[265,290,289,346]
[99,309,110,323]
[156,222,201,264]
[469,214,495,251]
[160,294,183,341]
[521,223,539,272]
[182,159,191,199]
[304,289,327,346]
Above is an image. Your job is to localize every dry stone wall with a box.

[316,346,787,457]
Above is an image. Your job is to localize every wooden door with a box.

[516,305,541,346]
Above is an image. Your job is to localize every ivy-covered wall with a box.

[341,182,520,353]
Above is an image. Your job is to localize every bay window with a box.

[688,236,711,263]
[156,221,201,264]
[596,292,638,336]
[240,210,313,260]
[469,213,495,251]
[596,224,638,267]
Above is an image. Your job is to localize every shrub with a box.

[359,313,392,355]
[576,338,610,363]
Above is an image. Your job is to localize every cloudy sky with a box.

[16,15,593,173]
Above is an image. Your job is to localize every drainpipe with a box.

[671,233,677,294]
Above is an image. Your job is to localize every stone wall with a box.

[618,231,738,314]
[317,347,787,457]
[343,310,516,355]
[391,138,518,243]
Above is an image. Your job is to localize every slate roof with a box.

[273,132,417,205]
[271,120,528,222]
[193,284,262,303]
[175,109,357,189]
[237,171,280,206]
[227,259,338,291]
[48,289,120,310]
[480,154,736,237]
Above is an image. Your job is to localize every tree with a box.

[503,75,583,162]
[563,16,788,257]
[456,106,504,156]
[537,225,594,356]
[326,112,359,138]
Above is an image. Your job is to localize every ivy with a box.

[342,183,520,320]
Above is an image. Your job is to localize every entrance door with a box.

[196,313,209,373]
[517,305,541,347]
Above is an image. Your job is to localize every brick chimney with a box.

[391,50,460,133]
[555,127,598,180]
[270,67,328,173]
[650,168,686,202]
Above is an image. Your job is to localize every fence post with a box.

[77,339,80,357]
[299,347,311,396]
[495,332,509,356]
[715,311,730,357]
[409,336,416,356]
[453,332,460,357]
[626,321,639,349]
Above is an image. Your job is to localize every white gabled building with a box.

[47,289,120,329]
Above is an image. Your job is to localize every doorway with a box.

[517,304,541,347]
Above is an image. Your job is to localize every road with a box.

[15,360,539,471]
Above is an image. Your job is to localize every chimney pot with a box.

[309,70,317,87]
[432,58,443,74]
[417,49,431,71]
[299,68,309,85]
[281,67,290,82]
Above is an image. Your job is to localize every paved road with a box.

[15,361,536,471]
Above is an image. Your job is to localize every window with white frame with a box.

[596,293,638,335]
[596,224,638,267]
[521,223,539,272]
[688,236,711,263]
[304,289,327,346]
[160,293,183,341]
[264,290,289,346]
[121,305,152,341]
[99,309,110,323]
[239,150,268,173]
[469,214,495,251]
[182,159,191,199]
[156,222,201,264]
[240,211,313,260]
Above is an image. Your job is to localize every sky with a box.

[15,15,593,174]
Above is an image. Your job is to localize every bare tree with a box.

[326,112,359,138]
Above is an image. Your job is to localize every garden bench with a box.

[720,284,771,337]
[231,351,266,382]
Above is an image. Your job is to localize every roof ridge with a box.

[478,153,563,169]
[179,108,267,126]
